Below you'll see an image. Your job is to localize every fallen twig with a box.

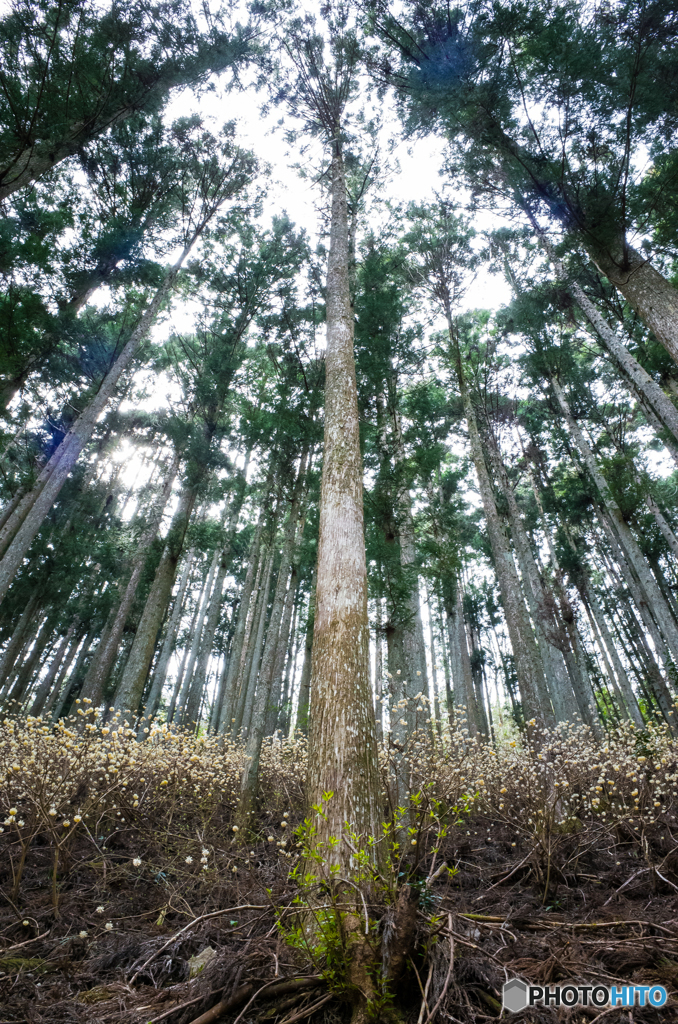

[423,914,454,1024]
[486,850,533,889]
[278,991,333,1024]
[184,976,324,1024]
[129,904,267,985]
[1,929,50,952]
[602,868,649,905]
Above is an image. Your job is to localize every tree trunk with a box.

[141,547,195,725]
[374,596,384,744]
[392,404,429,728]
[239,452,308,814]
[582,579,644,728]
[228,545,267,733]
[0,104,136,202]
[434,589,454,738]
[42,626,85,718]
[179,549,220,727]
[597,524,677,727]
[167,579,204,724]
[646,495,678,562]
[185,465,250,731]
[114,483,196,714]
[295,568,315,735]
[306,144,383,873]
[29,617,79,717]
[0,590,41,691]
[215,514,265,734]
[486,426,577,724]
[82,456,178,706]
[4,613,57,711]
[238,550,274,736]
[51,631,96,721]
[452,331,549,728]
[552,378,678,670]
[445,586,479,739]
[264,567,298,736]
[591,243,678,369]
[0,232,202,603]
[533,224,678,446]
[277,594,301,738]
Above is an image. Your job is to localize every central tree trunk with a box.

[306,144,383,874]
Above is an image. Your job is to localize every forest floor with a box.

[1,718,677,1023]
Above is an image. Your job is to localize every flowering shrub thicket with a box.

[2,707,678,1022]
[0,708,307,909]
[405,716,677,825]
[2,704,677,906]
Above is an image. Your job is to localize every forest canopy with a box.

[2,1,678,1022]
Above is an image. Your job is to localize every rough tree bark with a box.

[306,142,383,872]
[591,243,678,369]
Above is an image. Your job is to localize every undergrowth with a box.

[1,708,677,1022]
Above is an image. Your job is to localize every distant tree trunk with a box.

[114,483,196,715]
[227,543,267,734]
[180,550,220,727]
[444,585,479,739]
[82,456,178,706]
[42,625,85,718]
[295,568,316,735]
[238,550,274,737]
[51,631,96,721]
[215,515,265,734]
[392,403,429,729]
[306,143,383,872]
[264,569,298,736]
[465,605,490,739]
[579,577,644,728]
[424,584,442,740]
[0,590,41,691]
[185,464,249,731]
[142,548,195,725]
[0,235,202,604]
[239,452,308,817]
[580,597,626,719]
[552,378,678,672]
[434,589,454,737]
[490,444,579,725]
[374,596,384,744]
[4,613,57,710]
[29,617,79,716]
[612,599,666,723]
[525,470,603,733]
[451,331,549,728]
[596,516,677,727]
[277,590,301,737]
[167,582,203,724]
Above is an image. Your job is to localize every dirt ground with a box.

[1,808,676,1024]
